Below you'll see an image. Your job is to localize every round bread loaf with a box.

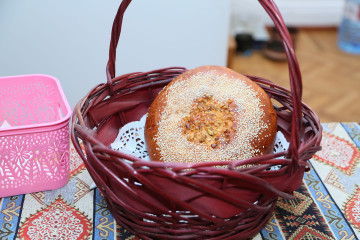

[144,65,277,163]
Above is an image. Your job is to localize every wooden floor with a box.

[228,28,360,123]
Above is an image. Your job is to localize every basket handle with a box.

[105,0,303,170]
[106,0,132,88]
[257,0,303,172]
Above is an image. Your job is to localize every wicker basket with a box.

[71,0,322,239]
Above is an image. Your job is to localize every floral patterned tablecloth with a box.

[1,122,360,240]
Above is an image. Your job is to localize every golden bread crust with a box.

[145,65,277,163]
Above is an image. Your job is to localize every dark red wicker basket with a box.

[71,0,322,239]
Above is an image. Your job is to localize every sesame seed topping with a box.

[154,70,270,163]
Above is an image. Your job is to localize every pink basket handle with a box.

[105,0,303,169]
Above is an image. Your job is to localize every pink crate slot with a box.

[0,74,71,198]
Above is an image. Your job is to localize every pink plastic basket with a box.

[0,74,71,198]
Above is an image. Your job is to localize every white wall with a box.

[230,0,344,36]
[0,0,231,108]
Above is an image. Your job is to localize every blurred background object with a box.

[337,0,360,54]
[262,27,299,61]
[227,0,360,123]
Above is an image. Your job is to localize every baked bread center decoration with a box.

[182,95,236,149]
[145,65,277,164]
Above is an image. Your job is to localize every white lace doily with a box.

[110,114,289,162]
[111,114,150,161]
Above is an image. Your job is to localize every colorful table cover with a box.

[1,122,360,240]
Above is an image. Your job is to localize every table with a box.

[1,122,359,239]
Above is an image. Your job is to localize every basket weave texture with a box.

[71,0,322,239]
